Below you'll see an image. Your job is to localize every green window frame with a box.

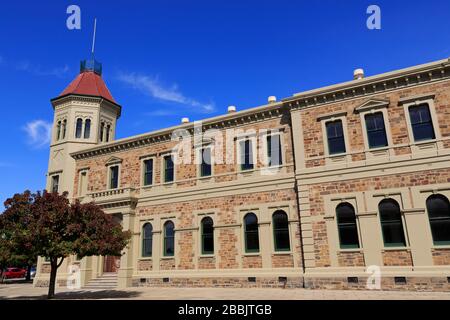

[244,213,259,253]
[336,203,360,249]
[379,199,406,247]
[142,223,153,257]
[201,217,214,254]
[426,194,450,245]
[163,221,175,257]
[273,210,290,251]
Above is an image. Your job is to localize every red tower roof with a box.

[58,70,116,103]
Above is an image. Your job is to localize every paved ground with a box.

[1,282,450,300]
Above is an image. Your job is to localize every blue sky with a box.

[0,0,449,202]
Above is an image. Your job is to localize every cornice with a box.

[284,58,450,110]
[70,102,285,160]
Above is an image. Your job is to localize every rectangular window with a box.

[200,148,212,177]
[109,166,119,189]
[267,134,283,167]
[164,155,174,183]
[143,159,153,186]
[365,112,388,148]
[240,139,254,171]
[409,104,436,142]
[326,120,346,155]
[51,175,59,193]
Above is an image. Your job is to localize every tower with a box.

[47,58,121,198]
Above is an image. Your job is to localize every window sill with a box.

[272,251,292,255]
[139,257,153,261]
[381,247,411,252]
[337,248,363,253]
[431,245,450,249]
[199,254,215,258]
[242,252,261,257]
[160,256,175,260]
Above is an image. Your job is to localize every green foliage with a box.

[0,190,131,297]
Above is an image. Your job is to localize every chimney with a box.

[181,117,189,124]
[268,96,277,104]
[353,68,365,80]
[228,105,236,113]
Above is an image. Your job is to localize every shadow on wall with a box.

[0,289,142,300]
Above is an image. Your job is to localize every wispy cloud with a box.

[16,60,69,78]
[117,72,215,114]
[22,120,52,149]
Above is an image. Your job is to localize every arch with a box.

[244,213,259,253]
[272,210,290,251]
[142,223,153,257]
[163,220,175,256]
[378,199,406,247]
[336,202,360,249]
[201,217,214,254]
[426,194,450,245]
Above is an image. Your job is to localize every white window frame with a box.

[78,169,89,197]
[261,130,285,168]
[106,164,121,190]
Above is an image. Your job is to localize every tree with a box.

[1,190,130,299]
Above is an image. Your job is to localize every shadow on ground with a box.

[0,289,142,300]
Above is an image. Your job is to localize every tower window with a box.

[51,175,60,193]
[100,122,104,142]
[106,125,111,142]
[84,119,91,139]
[75,118,83,138]
[56,121,61,141]
[62,119,67,139]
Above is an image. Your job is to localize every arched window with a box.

[379,199,406,247]
[84,119,91,139]
[273,210,290,251]
[244,213,259,253]
[56,121,61,140]
[106,124,111,142]
[426,194,450,245]
[163,221,175,256]
[201,217,214,254]
[336,203,360,249]
[75,118,83,138]
[62,119,67,139]
[142,223,153,257]
[99,122,104,142]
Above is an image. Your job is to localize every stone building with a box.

[34,57,450,291]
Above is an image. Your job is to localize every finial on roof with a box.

[80,18,102,75]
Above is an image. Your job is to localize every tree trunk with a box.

[47,257,64,299]
[25,264,32,281]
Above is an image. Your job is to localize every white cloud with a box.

[16,61,69,78]
[117,72,215,113]
[23,120,52,149]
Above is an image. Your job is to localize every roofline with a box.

[283,57,450,103]
[50,93,122,117]
[70,100,284,159]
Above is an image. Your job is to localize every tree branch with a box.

[56,257,64,269]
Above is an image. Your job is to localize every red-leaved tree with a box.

[1,190,130,298]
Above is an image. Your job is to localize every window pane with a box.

[426,195,450,244]
[267,135,282,166]
[164,156,174,182]
[241,140,254,170]
[273,211,290,251]
[75,119,83,138]
[201,148,212,177]
[110,166,119,189]
[244,213,259,252]
[409,104,435,141]
[142,223,153,257]
[379,199,406,246]
[164,221,175,256]
[326,121,346,154]
[84,119,91,139]
[365,113,388,148]
[144,159,153,186]
[336,203,359,248]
